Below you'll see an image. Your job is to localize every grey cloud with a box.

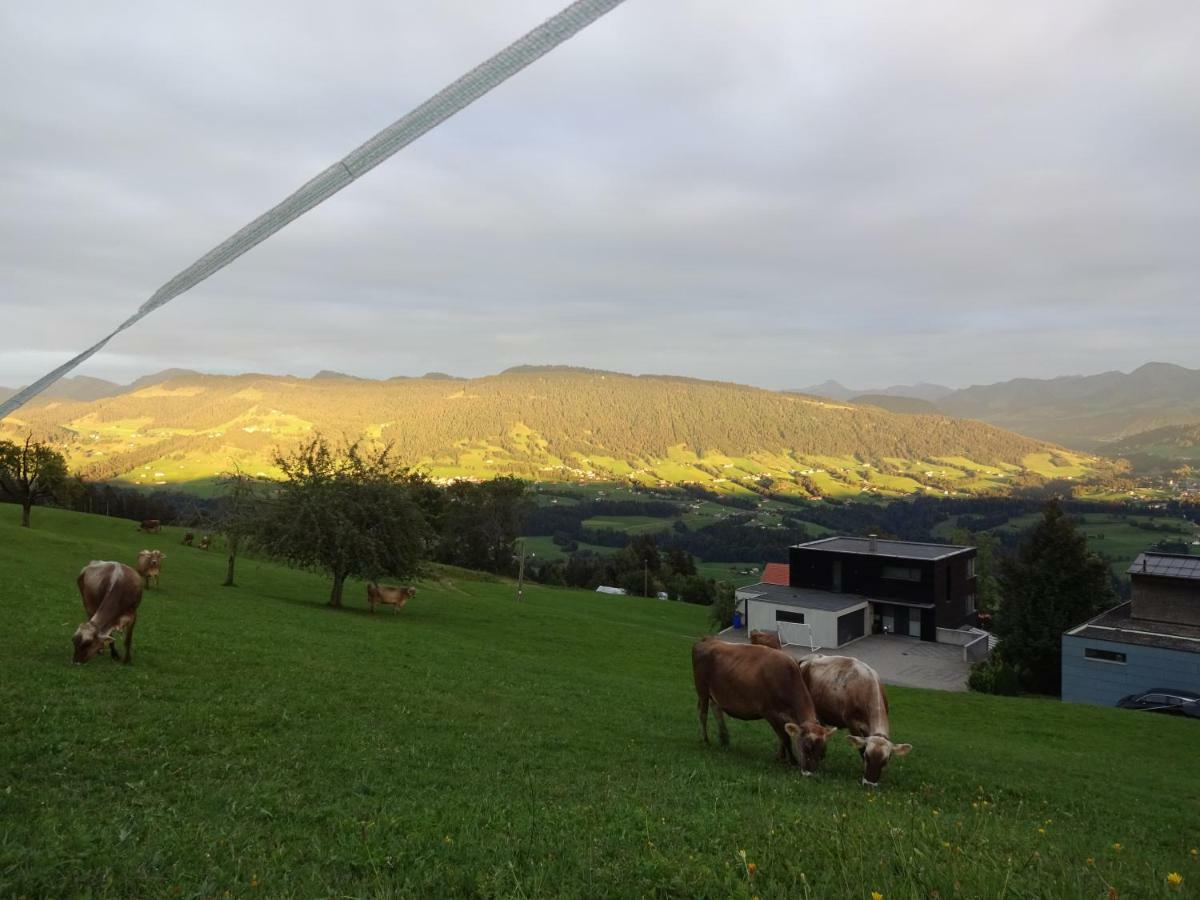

[1,0,1197,392]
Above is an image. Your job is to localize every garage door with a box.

[837,609,865,646]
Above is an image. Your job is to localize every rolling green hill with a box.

[0,367,1108,498]
[938,362,1200,450]
[1102,422,1200,468]
[2,507,1197,897]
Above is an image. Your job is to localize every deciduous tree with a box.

[250,437,430,608]
[0,435,70,527]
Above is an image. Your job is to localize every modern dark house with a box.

[1062,552,1200,706]
[736,535,978,649]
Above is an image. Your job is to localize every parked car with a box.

[1116,688,1200,718]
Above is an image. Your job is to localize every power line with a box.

[0,0,627,420]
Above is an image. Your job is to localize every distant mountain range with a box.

[0,366,1101,497]
[800,362,1200,453]
[793,380,954,403]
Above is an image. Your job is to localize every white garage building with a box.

[736,582,869,650]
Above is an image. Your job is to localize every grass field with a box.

[2,507,1198,898]
[989,512,1197,577]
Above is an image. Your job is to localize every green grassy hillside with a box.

[1,507,1197,898]
[0,367,1111,499]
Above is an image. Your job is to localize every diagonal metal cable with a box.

[0,0,626,420]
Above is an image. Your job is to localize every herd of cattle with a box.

[693,636,912,785]
[72,523,904,785]
[71,524,420,664]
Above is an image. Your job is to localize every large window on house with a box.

[776,610,806,625]
[1084,647,1127,664]
[882,565,921,582]
[966,558,977,578]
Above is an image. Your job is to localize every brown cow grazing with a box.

[182,532,194,546]
[367,583,416,614]
[798,655,912,787]
[73,561,143,664]
[137,519,161,533]
[135,549,165,588]
[691,637,836,774]
[198,535,211,551]
[749,629,782,650]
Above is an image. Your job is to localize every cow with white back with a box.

[798,654,912,786]
[691,637,836,775]
[367,583,416,614]
[73,561,143,664]
[136,549,165,588]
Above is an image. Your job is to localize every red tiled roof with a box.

[762,562,789,585]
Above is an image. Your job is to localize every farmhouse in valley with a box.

[736,535,980,650]
[1062,552,1200,706]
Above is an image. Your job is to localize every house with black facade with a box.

[736,535,979,649]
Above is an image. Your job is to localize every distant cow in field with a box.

[198,535,211,551]
[182,532,194,546]
[691,637,836,774]
[367,583,416,614]
[749,630,782,650]
[799,655,912,787]
[137,519,161,533]
[73,561,143,664]
[135,549,165,588]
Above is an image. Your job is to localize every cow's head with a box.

[848,734,912,786]
[784,721,837,774]
[71,622,110,664]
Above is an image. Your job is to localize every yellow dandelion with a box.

[1037,828,1046,835]
[872,892,884,900]
[1086,858,1094,866]
[942,841,951,849]
[1167,872,1183,887]
[1191,848,1198,859]
[1112,843,1122,853]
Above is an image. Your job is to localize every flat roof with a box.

[1129,552,1200,582]
[1066,601,1200,655]
[792,535,973,561]
[736,582,868,613]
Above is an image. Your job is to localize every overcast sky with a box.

[2,1,1198,392]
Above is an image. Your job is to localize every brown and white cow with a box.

[749,629,782,650]
[691,637,836,774]
[198,535,211,551]
[135,549,165,588]
[367,583,416,614]
[181,532,194,546]
[798,655,913,786]
[137,519,161,533]
[73,561,143,664]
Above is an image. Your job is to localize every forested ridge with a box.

[2,367,1075,487]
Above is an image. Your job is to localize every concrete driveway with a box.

[720,630,971,692]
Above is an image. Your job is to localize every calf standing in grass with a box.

[367,583,416,614]
[798,655,912,786]
[691,637,835,774]
[135,549,164,588]
[73,561,143,664]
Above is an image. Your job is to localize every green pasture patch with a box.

[3,507,1197,898]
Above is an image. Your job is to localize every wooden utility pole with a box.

[516,539,526,602]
